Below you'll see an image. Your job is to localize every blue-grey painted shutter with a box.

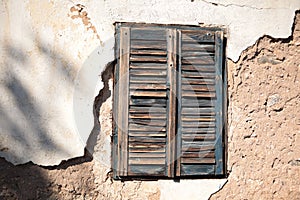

[176,29,225,176]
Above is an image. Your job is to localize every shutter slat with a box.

[181,91,216,98]
[181,145,215,152]
[129,132,166,137]
[181,74,215,79]
[129,152,166,158]
[130,84,167,90]
[130,98,166,106]
[130,55,167,63]
[129,106,167,113]
[182,85,215,92]
[181,151,215,158]
[130,80,166,84]
[181,129,216,134]
[181,164,215,176]
[129,123,166,131]
[129,147,166,153]
[129,136,166,143]
[182,99,215,107]
[182,58,215,65]
[129,157,165,165]
[181,107,215,114]
[182,134,216,141]
[129,115,166,120]
[181,43,214,52]
[131,40,167,50]
[181,121,215,128]
[130,76,166,84]
[131,49,167,56]
[181,29,215,43]
[182,71,215,79]
[128,165,166,176]
[181,64,215,72]
[181,157,215,164]
[130,90,167,97]
[131,28,166,41]
[130,70,167,76]
[181,126,216,131]
[129,143,165,148]
[182,78,215,85]
[130,63,167,70]
[181,51,214,57]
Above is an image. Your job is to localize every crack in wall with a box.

[198,0,284,10]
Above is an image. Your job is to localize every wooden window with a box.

[113,23,227,179]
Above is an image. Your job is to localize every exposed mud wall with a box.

[211,12,300,200]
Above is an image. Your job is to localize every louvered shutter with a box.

[113,25,177,178]
[113,24,226,179]
[176,29,225,176]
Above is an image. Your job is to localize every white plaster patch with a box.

[158,179,227,200]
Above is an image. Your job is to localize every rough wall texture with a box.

[211,12,300,200]
[1,12,299,200]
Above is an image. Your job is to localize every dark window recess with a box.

[113,23,227,179]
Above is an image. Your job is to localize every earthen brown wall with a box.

[211,11,300,200]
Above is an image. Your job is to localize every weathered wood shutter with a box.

[176,29,225,176]
[114,25,177,178]
[113,24,225,179]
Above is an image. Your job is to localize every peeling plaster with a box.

[69,4,103,46]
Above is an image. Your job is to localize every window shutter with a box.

[113,24,226,179]
[176,29,225,176]
[114,25,177,178]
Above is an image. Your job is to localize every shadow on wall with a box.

[0,157,50,199]
[0,150,95,199]
[0,36,77,161]
[0,31,113,198]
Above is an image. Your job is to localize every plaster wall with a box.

[0,0,299,199]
